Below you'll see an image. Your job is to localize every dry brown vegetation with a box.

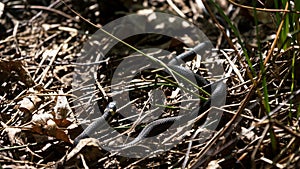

[0,0,299,168]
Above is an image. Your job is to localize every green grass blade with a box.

[207,0,256,77]
[294,0,300,45]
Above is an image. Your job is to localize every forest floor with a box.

[0,0,299,168]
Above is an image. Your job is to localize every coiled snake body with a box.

[74,41,226,148]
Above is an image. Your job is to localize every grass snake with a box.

[73,41,226,148]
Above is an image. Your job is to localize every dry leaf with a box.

[18,87,43,114]
[52,128,70,143]
[46,119,70,143]
[0,2,4,17]
[3,127,22,144]
[32,113,53,125]
[240,127,256,141]
[53,118,72,128]
[66,138,102,162]
[18,96,42,114]
[0,59,35,87]
[31,114,71,143]
[54,90,72,119]
[206,160,222,169]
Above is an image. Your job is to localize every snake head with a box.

[105,101,117,115]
